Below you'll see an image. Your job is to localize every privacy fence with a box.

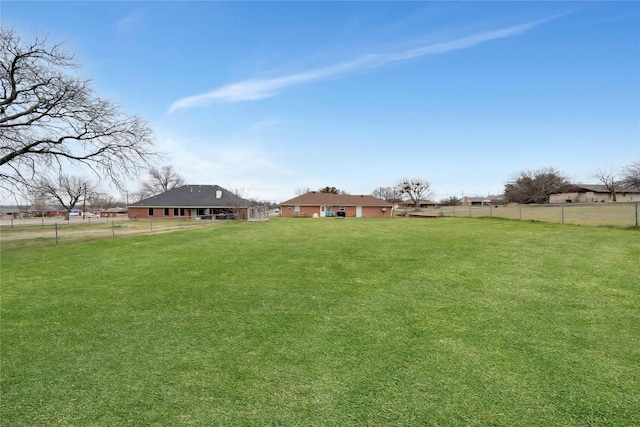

[408,202,640,228]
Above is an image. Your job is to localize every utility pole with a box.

[82,183,87,219]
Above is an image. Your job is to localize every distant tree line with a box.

[503,162,640,204]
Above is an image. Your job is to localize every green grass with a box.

[2,218,639,425]
[431,202,640,227]
[0,219,219,252]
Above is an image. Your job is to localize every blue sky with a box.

[3,1,639,202]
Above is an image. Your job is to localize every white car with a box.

[85,212,100,218]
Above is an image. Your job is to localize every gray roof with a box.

[128,185,250,208]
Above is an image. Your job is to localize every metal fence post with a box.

[562,206,565,225]
[55,223,59,245]
[112,220,115,238]
[636,202,638,228]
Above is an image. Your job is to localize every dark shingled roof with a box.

[128,185,249,208]
[281,192,392,207]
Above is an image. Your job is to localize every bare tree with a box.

[622,160,640,191]
[126,188,153,204]
[0,28,158,193]
[372,186,401,202]
[226,186,250,220]
[295,187,311,196]
[87,193,122,211]
[397,178,433,208]
[29,190,51,218]
[593,167,620,202]
[439,196,461,206]
[140,165,185,196]
[504,167,569,204]
[36,174,96,220]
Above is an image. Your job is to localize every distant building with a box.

[280,192,393,218]
[0,205,30,218]
[460,195,506,206]
[0,205,70,218]
[127,185,250,220]
[101,207,128,218]
[549,184,640,203]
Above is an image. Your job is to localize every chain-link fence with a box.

[405,202,639,228]
[0,217,221,251]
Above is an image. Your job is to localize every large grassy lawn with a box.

[1,218,638,426]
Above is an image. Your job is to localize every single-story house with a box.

[100,207,128,218]
[549,184,640,204]
[460,195,506,206]
[280,192,393,218]
[0,205,30,218]
[0,205,72,218]
[127,185,250,220]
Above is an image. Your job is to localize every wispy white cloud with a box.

[115,9,148,38]
[150,120,296,201]
[168,16,559,113]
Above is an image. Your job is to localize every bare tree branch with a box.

[35,174,96,220]
[372,186,402,203]
[140,165,186,196]
[592,167,620,202]
[1,27,160,194]
[622,160,640,191]
[397,178,433,208]
[504,167,569,204]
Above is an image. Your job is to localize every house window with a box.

[174,208,179,216]
[164,208,170,216]
[148,208,154,216]
[180,208,185,216]
[287,206,292,211]
[340,206,345,211]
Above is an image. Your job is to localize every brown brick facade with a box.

[281,204,391,218]
[128,207,192,219]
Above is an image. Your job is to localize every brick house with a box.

[280,192,393,218]
[127,185,250,220]
[100,207,128,218]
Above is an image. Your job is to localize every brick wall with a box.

[128,207,192,219]
[280,205,392,218]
